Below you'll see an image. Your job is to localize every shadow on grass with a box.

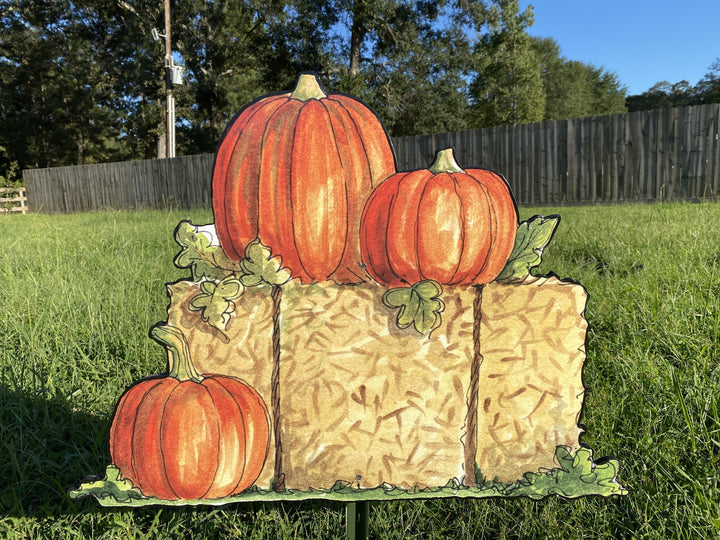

[0,383,349,529]
[0,384,111,516]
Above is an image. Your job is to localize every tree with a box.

[694,58,720,105]
[0,0,130,169]
[468,0,545,127]
[353,1,475,136]
[626,58,720,112]
[625,80,695,111]
[532,37,626,120]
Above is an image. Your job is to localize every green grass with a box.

[1,203,719,538]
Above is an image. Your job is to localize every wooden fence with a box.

[393,103,720,205]
[0,187,28,214]
[24,154,215,214]
[23,103,720,213]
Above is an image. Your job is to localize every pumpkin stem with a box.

[150,324,204,383]
[429,148,464,174]
[290,73,328,101]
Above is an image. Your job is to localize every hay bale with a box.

[475,275,588,482]
[278,281,475,490]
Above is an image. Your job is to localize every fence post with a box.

[0,187,28,214]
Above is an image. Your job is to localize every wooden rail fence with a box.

[0,187,28,214]
[23,103,720,213]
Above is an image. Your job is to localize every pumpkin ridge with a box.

[414,175,435,283]
[258,100,305,279]
[384,172,415,285]
[157,385,183,500]
[327,179,352,281]
[213,375,270,495]
[451,172,494,285]
[449,173,466,285]
[450,172,482,283]
[286,101,310,281]
[216,95,286,260]
[360,181,392,285]
[211,377,250,493]
[469,169,517,282]
[326,101,354,282]
[139,381,179,499]
[196,382,224,500]
[326,97,373,182]
[112,378,163,490]
[292,99,346,281]
[470,181,494,282]
[236,383,271,492]
[385,171,415,284]
[328,95,396,184]
[220,383,249,497]
[211,378,250,496]
[230,98,287,256]
[162,383,219,499]
[416,172,463,284]
[324,99,375,282]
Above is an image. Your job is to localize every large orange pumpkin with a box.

[360,148,518,287]
[212,73,396,284]
[109,324,270,500]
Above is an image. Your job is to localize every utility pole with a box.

[164,0,175,158]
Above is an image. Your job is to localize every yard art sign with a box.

[71,74,626,506]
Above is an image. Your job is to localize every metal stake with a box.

[345,501,370,540]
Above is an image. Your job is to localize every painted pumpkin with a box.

[360,148,518,287]
[212,73,396,284]
[109,324,270,500]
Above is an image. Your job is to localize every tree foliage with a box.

[0,0,631,172]
[625,58,720,112]
[468,0,545,127]
[533,37,626,121]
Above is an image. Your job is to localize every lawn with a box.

[0,203,718,538]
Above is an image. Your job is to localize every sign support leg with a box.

[345,501,370,540]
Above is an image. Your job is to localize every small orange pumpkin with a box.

[212,73,396,284]
[109,324,270,500]
[360,148,518,287]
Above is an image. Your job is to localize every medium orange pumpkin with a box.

[360,148,518,287]
[212,73,396,284]
[109,324,270,500]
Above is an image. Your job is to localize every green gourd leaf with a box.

[69,465,147,504]
[496,215,560,282]
[188,274,244,331]
[383,280,445,335]
[239,239,292,287]
[173,221,240,282]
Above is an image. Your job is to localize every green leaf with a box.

[496,215,560,282]
[239,239,292,286]
[188,274,244,331]
[69,465,147,503]
[383,280,445,334]
[383,288,412,308]
[173,221,241,282]
[504,446,627,499]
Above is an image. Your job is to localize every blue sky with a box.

[521,1,720,95]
